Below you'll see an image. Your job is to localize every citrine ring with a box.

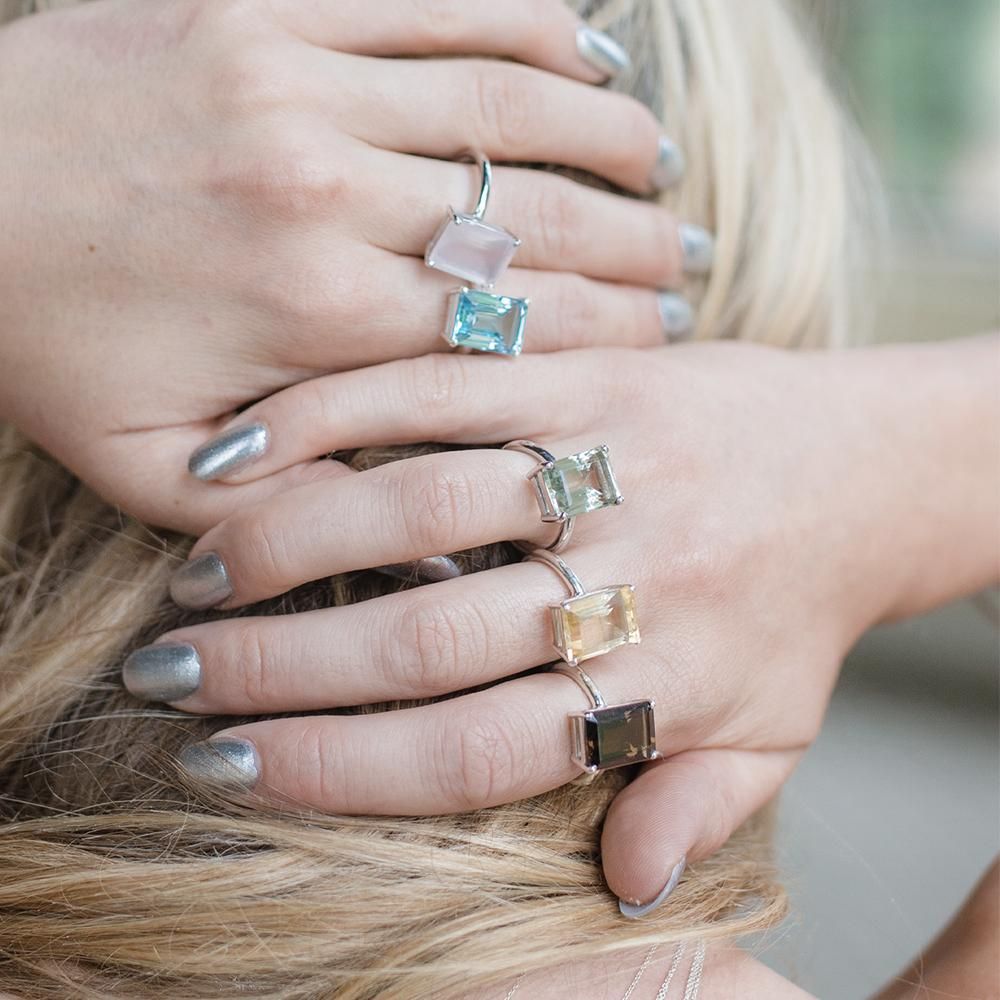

[551,663,659,773]
[504,440,623,553]
[526,549,640,667]
[424,152,529,357]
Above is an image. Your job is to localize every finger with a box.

[249,235,672,374]
[278,0,631,85]
[95,427,353,536]
[172,444,631,609]
[601,748,802,918]
[338,58,668,195]
[360,153,688,288]
[187,350,619,485]
[127,562,562,713]
[174,668,615,814]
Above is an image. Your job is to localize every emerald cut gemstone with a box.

[535,446,623,520]
[550,584,639,665]
[569,701,657,772]
[444,288,528,356]
[425,212,521,288]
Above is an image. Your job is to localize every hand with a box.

[0,0,697,533]
[126,341,919,909]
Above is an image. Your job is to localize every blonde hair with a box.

[0,1,868,996]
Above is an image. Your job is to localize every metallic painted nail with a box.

[375,556,464,585]
[650,136,686,191]
[169,552,233,610]
[177,737,259,791]
[188,422,269,482]
[679,224,715,276]
[122,642,201,703]
[658,292,695,343]
[576,25,631,80]
[618,857,687,919]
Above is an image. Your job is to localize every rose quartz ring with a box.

[425,154,530,356]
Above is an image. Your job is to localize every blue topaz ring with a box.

[526,549,640,667]
[425,152,529,357]
[551,663,659,774]
[504,440,623,552]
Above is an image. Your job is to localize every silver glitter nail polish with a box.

[177,737,259,791]
[123,642,201,703]
[170,552,233,610]
[188,423,269,482]
[657,292,695,342]
[576,25,631,80]
[679,224,715,276]
[375,556,464,585]
[618,857,687,919]
[650,136,686,191]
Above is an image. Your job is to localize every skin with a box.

[145,335,998,911]
[0,0,995,982]
[0,0,685,533]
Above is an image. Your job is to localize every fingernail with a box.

[375,556,464,584]
[170,552,233,610]
[658,293,695,342]
[679,224,715,276]
[177,737,259,791]
[122,641,201,703]
[650,136,686,191]
[576,25,631,80]
[618,857,687,919]
[188,423,269,482]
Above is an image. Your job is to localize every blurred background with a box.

[759,2,999,996]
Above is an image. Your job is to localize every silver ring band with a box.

[503,442,576,553]
[469,151,492,220]
[525,549,585,597]
[551,663,607,708]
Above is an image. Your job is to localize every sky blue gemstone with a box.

[445,288,528,356]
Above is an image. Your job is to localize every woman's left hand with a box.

[124,336,999,912]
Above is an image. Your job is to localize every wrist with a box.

[822,335,1000,632]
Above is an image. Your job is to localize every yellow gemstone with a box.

[551,585,640,665]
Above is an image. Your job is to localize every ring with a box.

[503,440,623,552]
[526,549,640,666]
[551,663,659,773]
[424,152,529,357]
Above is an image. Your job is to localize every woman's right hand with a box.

[0,0,698,533]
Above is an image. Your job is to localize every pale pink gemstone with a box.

[425,212,520,287]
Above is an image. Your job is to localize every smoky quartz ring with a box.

[425,152,529,357]
[551,663,659,774]
[504,440,623,553]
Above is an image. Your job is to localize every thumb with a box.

[601,747,801,919]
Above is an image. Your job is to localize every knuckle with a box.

[438,710,520,811]
[548,274,601,350]
[399,459,478,553]
[473,63,535,153]
[533,179,585,265]
[226,130,351,220]
[241,511,297,590]
[230,623,274,711]
[403,0,464,48]
[251,248,362,331]
[407,355,472,432]
[390,598,486,696]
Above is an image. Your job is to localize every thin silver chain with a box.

[681,942,706,1000]
[499,940,706,999]
[620,944,660,1000]
[503,974,524,1000]
[652,942,686,1000]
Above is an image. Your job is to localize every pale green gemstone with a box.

[539,446,622,519]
